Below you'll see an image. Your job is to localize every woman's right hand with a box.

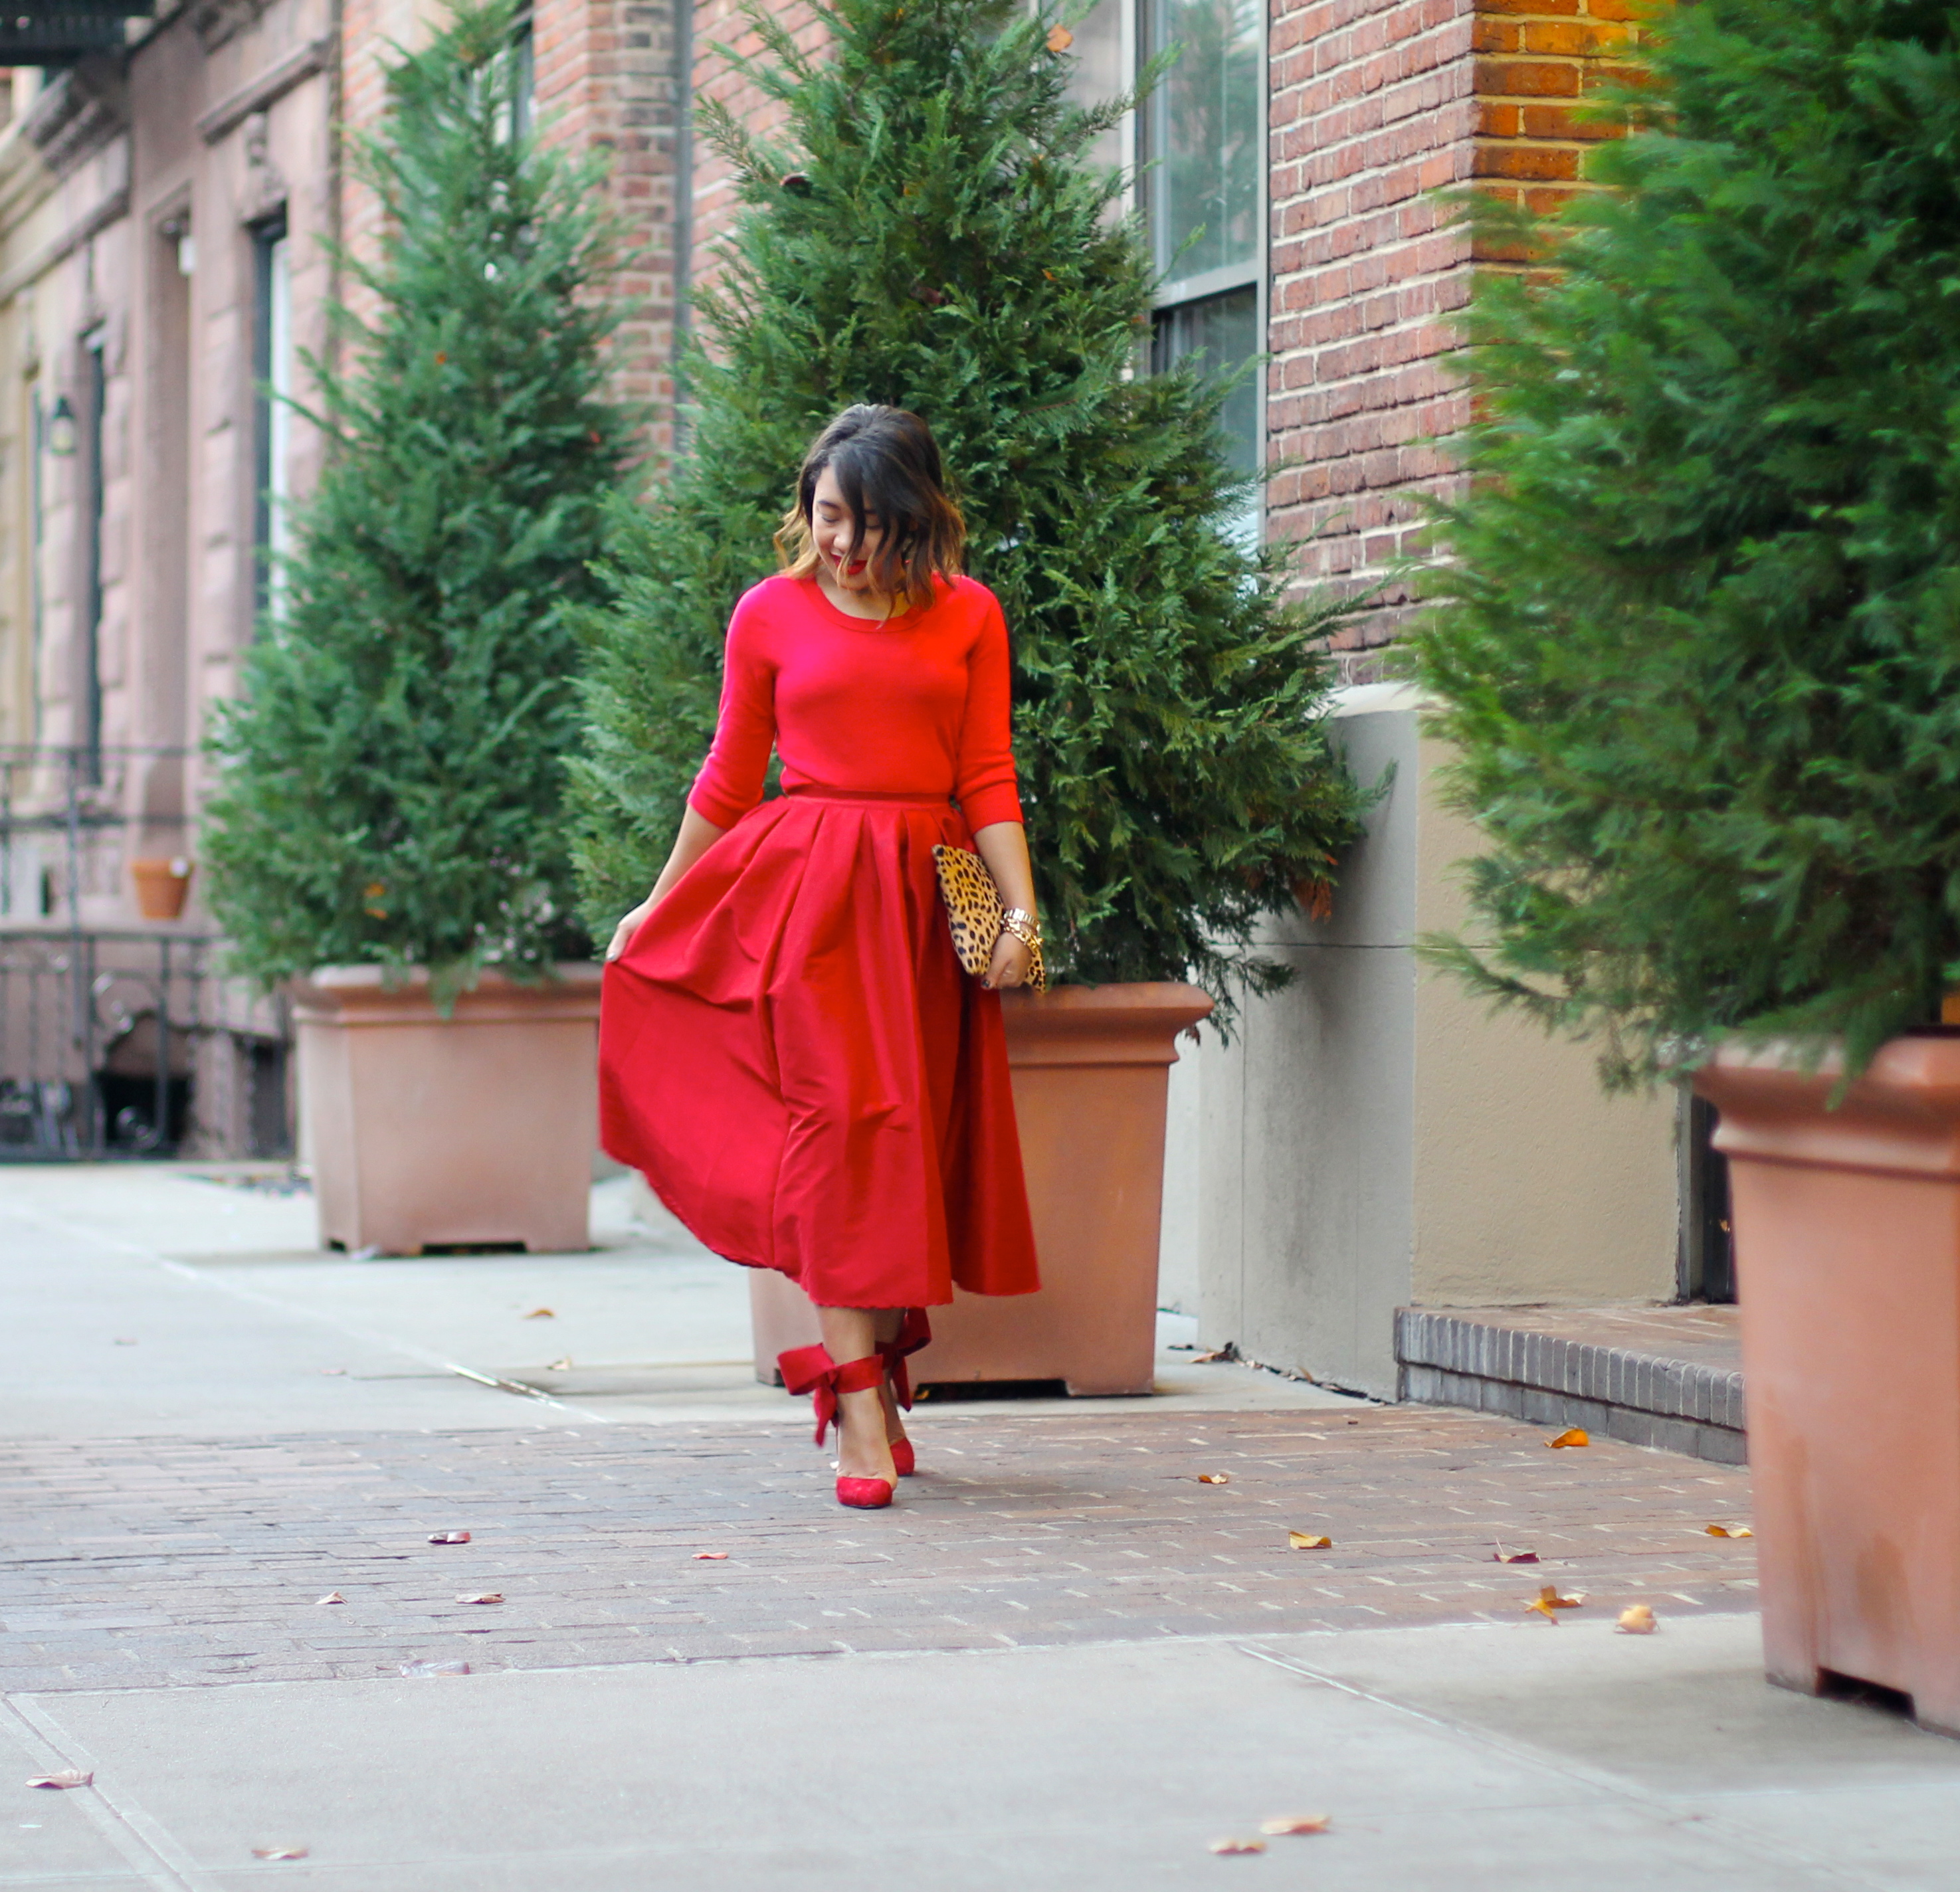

[606,898,655,963]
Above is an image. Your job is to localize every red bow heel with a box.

[878,1309,931,1477]
[779,1345,895,1509]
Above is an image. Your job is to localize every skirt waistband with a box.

[783,785,954,809]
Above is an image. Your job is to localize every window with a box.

[251,214,291,628]
[1060,0,1266,516]
[1139,0,1264,518]
[79,328,105,779]
[501,9,536,143]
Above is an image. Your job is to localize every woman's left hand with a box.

[984,931,1034,991]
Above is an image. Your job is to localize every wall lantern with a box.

[45,394,78,458]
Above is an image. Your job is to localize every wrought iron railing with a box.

[0,745,290,1161]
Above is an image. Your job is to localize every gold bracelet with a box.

[1001,908,1041,949]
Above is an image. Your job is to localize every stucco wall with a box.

[1173,686,1678,1397]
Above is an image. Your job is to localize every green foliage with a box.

[570,0,1363,1012]
[202,0,635,989]
[1413,0,1960,1088]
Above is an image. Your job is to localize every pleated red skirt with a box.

[598,788,1041,1309]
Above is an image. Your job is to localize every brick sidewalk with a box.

[0,1406,1757,1693]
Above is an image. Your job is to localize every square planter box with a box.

[294,964,601,1256]
[1696,1034,1960,1737]
[751,981,1212,1396]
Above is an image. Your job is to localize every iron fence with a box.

[0,744,291,1161]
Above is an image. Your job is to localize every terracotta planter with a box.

[751,981,1213,1396]
[1696,1034,1960,1737]
[293,965,601,1256]
[129,856,193,920]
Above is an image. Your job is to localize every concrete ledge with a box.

[1395,1307,1746,1467]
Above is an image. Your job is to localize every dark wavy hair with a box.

[776,405,966,603]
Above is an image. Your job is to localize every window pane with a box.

[1151,284,1258,476]
[1147,0,1260,284]
[1060,0,1126,180]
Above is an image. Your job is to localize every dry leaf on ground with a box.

[546,1357,573,1371]
[1527,1585,1584,1621]
[1617,1604,1658,1635]
[1545,1428,1589,1448]
[1704,1524,1753,1539]
[456,1592,503,1605]
[1492,1548,1540,1564]
[316,1592,345,1606]
[1259,1814,1330,1836]
[1197,1473,1231,1485]
[693,1552,730,1561]
[427,1531,471,1545]
[522,1307,554,1319]
[251,1847,308,1861]
[1288,1531,1333,1551]
[1192,1349,1232,1364]
[400,1659,470,1677]
[1046,23,1073,49]
[25,1771,91,1790]
[1208,1838,1266,1855]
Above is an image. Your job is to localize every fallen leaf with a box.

[1192,1349,1232,1364]
[1288,1532,1333,1551]
[399,1659,470,1677]
[522,1307,554,1319]
[1617,1604,1658,1635]
[693,1551,730,1561]
[1546,1427,1589,1448]
[316,1592,345,1606]
[252,1847,308,1860]
[1208,1838,1266,1855]
[546,1357,573,1371]
[1197,1472,1232,1485]
[1259,1814,1330,1836]
[1492,1548,1540,1564]
[1525,1597,1561,1623]
[456,1592,504,1605]
[1538,1585,1584,1608]
[427,1531,471,1545]
[25,1770,91,1789]
[1046,23,1074,50]
[1704,1523,1753,1539]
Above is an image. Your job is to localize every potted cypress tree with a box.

[203,0,635,1256]
[571,0,1361,1391]
[1415,0,1960,1735]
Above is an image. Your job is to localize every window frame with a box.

[250,209,292,632]
[1135,0,1267,533]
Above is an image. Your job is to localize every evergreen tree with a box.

[570,0,1362,1011]
[203,0,635,992]
[1414,0,1960,1086]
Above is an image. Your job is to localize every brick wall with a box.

[687,0,825,315]
[1472,0,1637,229]
[1266,0,1476,657]
[1266,0,1636,658]
[338,0,684,452]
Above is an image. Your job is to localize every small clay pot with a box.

[130,857,194,921]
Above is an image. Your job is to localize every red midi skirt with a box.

[598,787,1041,1309]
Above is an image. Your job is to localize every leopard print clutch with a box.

[931,844,1047,991]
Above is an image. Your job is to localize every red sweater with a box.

[687,573,1026,832]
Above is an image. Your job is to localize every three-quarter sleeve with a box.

[687,593,777,828]
[953,596,1025,830]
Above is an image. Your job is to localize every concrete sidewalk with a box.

[2,1163,1956,1890]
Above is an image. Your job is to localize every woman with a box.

[599,405,1042,1510]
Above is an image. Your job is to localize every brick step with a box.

[1395,1304,1744,1466]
